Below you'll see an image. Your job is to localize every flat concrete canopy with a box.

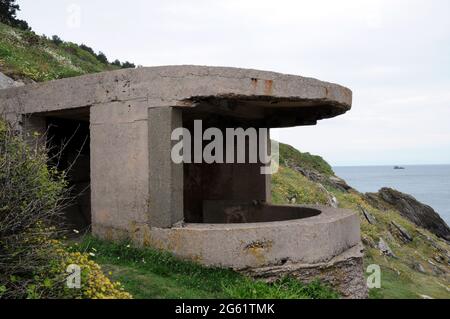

[0,65,352,127]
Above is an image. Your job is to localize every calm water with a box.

[333,165,450,225]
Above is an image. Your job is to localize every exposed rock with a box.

[368,188,450,241]
[241,244,367,299]
[317,184,339,208]
[328,176,354,192]
[378,237,396,257]
[427,260,445,275]
[360,206,377,225]
[412,262,426,274]
[289,165,354,193]
[0,72,24,89]
[364,192,390,211]
[391,221,413,243]
[361,235,376,248]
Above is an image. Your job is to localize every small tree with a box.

[121,61,136,69]
[79,44,95,55]
[51,35,63,46]
[96,51,108,64]
[111,59,121,67]
[0,0,29,30]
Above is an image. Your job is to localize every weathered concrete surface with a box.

[94,205,361,268]
[148,107,184,228]
[90,101,150,232]
[241,244,368,299]
[0,66,352,127]
[93,205,365,298]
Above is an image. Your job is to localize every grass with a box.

[0,22,118,82]
[332,186,450,299]
[271,149,450,299]
[271,165,331,205]
[71,236,339,299]
[278,142,334,176]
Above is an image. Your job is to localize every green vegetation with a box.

[0,22,125,82]
[279,142,334,176]
[271,165,330,205]
[272,144,450,299]
[73,236,339,299]
[0,0,29,31]
[0,120,130,298]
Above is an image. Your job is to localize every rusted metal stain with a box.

[264,80,273,95]
[251,78,258,92]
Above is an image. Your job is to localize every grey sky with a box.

[17,0,450,166]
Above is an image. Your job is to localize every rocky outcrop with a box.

[288,165,354,193]
[0,72,24,90]
[367,188,450,241]
[241,244,367,299]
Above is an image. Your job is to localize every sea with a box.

[333,165,450,225]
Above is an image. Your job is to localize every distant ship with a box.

[394,166,405,170]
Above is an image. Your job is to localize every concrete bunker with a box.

[0,66,366,298]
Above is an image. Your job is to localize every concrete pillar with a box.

[148,107,183,228]
[90,101,149,235]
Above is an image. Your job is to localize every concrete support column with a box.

[90,102,149,235]
[148,107,183,228]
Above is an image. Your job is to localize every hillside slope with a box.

[0,22,120,82]
[274,142,450,299]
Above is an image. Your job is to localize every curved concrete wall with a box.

[134,205,361,269]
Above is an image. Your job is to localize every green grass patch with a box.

[278,142,334,176]
[272,165,330,205]
[71,236,339,299]
[0,22,118,82]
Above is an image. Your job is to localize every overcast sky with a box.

[17,0,450,166]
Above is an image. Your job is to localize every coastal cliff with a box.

[274,142,450,299]
[366,188,450,241]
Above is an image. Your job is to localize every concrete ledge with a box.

[0,66,352,125]
[93,205,361,269]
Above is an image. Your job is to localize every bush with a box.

[79,43,95,56]
[51,35,63,46]
[0,120,131,299]
[0,0,30,30]
[111,59,121,67]
[121,61,135,69]
[96,51,108,64]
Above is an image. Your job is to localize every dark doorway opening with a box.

[46,117,91,231]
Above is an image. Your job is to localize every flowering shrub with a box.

[0,120,131,299]
[60,247,131,299]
